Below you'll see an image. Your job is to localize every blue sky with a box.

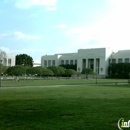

[0,0,130,63]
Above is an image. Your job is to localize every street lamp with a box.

[0,59,3,87]
[95,67,98,84]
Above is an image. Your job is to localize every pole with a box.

[0,60,1,87]
[96,73,97,84]
[95,67,98,84]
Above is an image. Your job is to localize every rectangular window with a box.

[118,58,122,63]
[66,60,69,64]
[125,58,129,63]
[52,60,55,66]
[8,59,11,66]
[70,60,73,65]
[112,59,116,63]
[61,60,64,65]
[44,60,47,67]
[48,60,51,67]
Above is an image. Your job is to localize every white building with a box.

[3,54,15,66]
[109,50,130,64]
[41,48,111,77]
[41,48,130,77]
[0,50,15,66]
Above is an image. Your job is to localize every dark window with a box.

[112,59,116,63]
[70,60,73,65]
[118,58,122,63]
[125,58,129,63]
[66,60,69,64]
[52,60,55,66]
[61,60,64,64]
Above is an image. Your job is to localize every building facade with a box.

[109,50,130,64]
[3,54,15,66]
[0,50,15,66]
[41,48,111,76]
[41,48,130,77]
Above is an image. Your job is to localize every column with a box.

[86,58,88,68]
[94,58,96,72]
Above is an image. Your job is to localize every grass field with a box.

[0,79,130,130]
[1,78,128,87]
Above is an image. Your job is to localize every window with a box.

[61,60,64,64]
[70,60,73,65]
[125,58,129,63]
[44,60,47,67]
[118,58,122,63]
[8,59,11,66]
[112,59,116,63]
[101,68,103,71]
[48,60,51,67]
[66,60,69,64]
[52,60,55,66]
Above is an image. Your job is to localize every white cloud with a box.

[55,47,63,53]
[0,46,47,56]
[66,0,130,52]
[55,24,66,29]
[0,31,41,40]
[15,0,57,11]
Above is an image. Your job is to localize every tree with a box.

[108,63,130,78]
[33,66,43,76]
[65,69,77,77]
[16,54,33,67]
[60,64,77,71]
[1,65,8,75]
[81,68,93,79]
[26,67,35,76]
[58,66,66,76]
[43,68,54,76]
[7,65,26,76]
[47,66,59,76]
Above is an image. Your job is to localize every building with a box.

[109,50,130,64]
[41,48,130,77]
[41,48,112,77]
[0,50,15,66]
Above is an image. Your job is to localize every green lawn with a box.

[0,79,130,130]
[1,78,128,87]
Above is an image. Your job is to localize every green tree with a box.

[16,54,33,67]
[7,65,26,76]
[48,66,59,76]
[108,63,130,78]
[60,64,77,71]
[33,66,43,76]
[26,67,35,75]
[65,69,77,77]
[58,66,66,76]
[81,68,93,78]
[0,64,8,75]
[43,68,54,76]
